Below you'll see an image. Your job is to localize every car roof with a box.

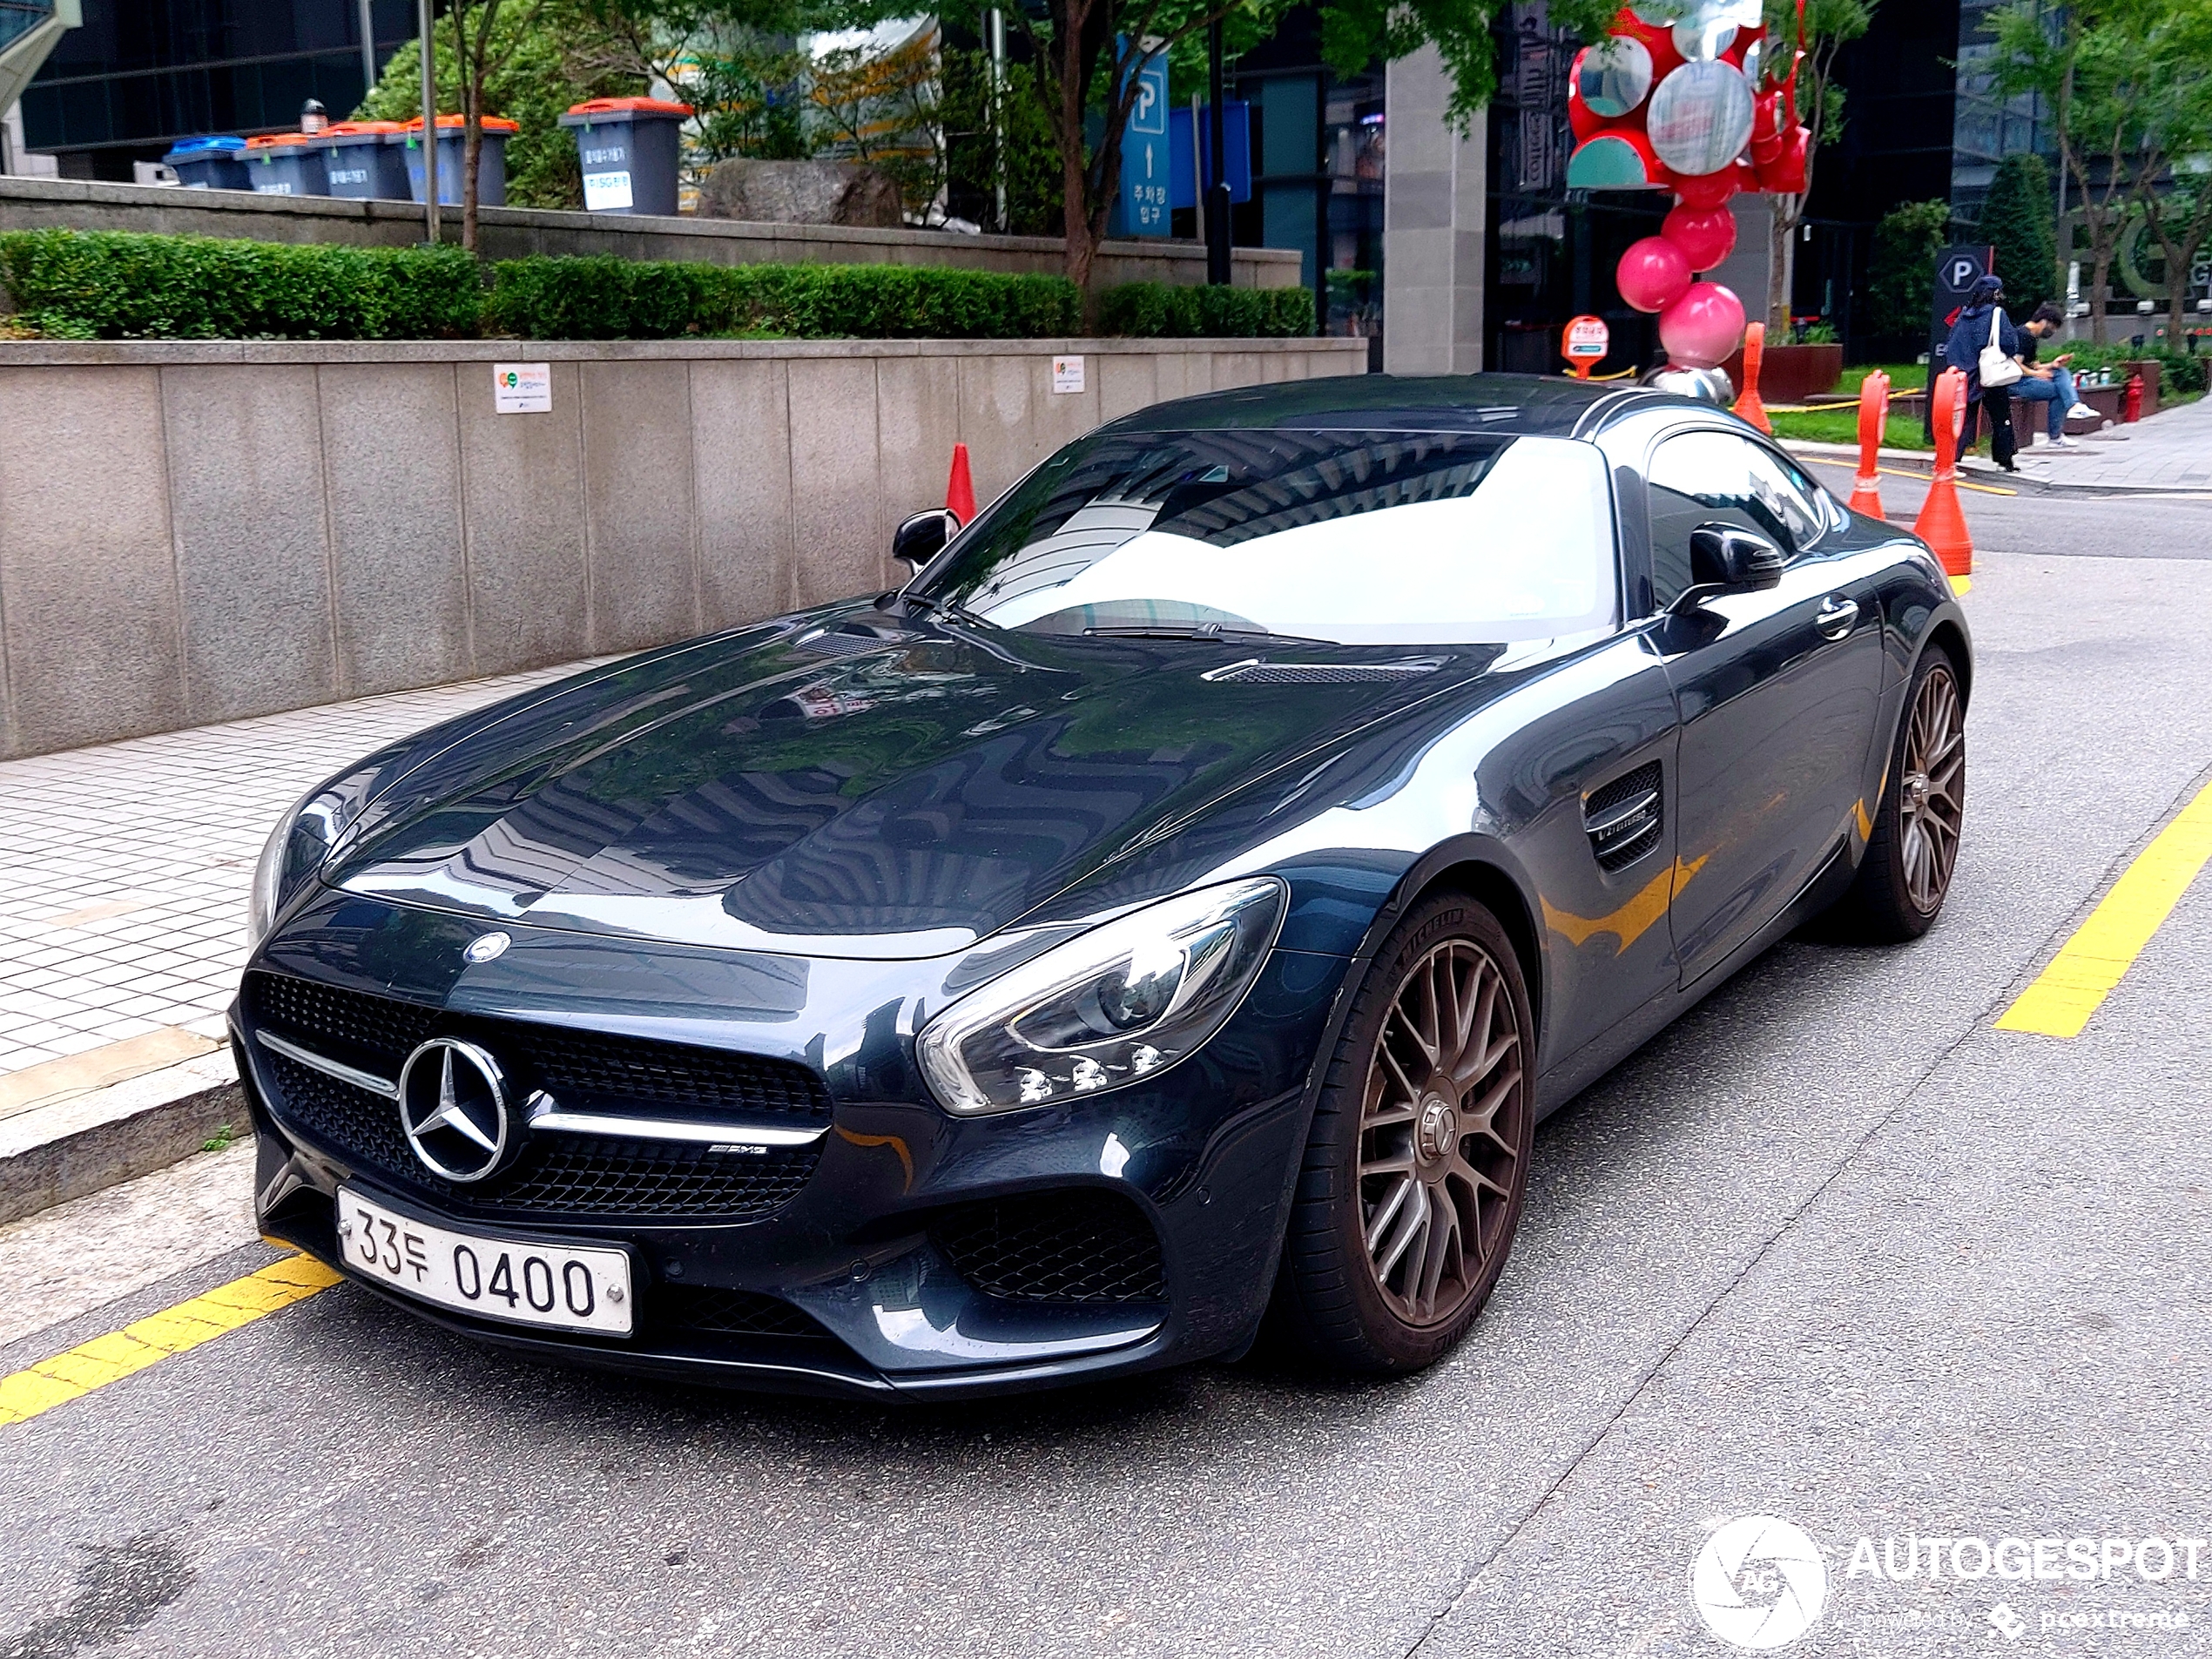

[1099,371,1725,440]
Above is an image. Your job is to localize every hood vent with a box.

[1203,657,1447,685]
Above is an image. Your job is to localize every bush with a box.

[482,256,1084,340]
[1867,200,1954,341]
[1977,153,2059,316]
[1096,281,1317,338]
[0,228,482,340]
[2060,340,2209,396]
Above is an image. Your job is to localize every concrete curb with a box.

[0,1050,245,1227]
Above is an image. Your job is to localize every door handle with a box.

[1816,595,1860,640]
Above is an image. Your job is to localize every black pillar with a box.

[1206,19,1231,286]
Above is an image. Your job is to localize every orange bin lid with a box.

[246,132,317,148]
[325,120,404,136]
[401,114,522,133]
[566,96,693,117]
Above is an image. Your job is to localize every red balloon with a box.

[1618,235,1693,314]
[1662,203,1737,272]
[1673,168,1739,211]
[1757,125,1811,195]
[1660,282,1747,370]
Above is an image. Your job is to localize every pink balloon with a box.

[1672,168,1738,211]
[1662,203,1737,272]
[1617,236,1692,314]
[1660,282,1747,370]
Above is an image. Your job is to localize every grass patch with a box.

[1768,408,1933,450]
[200,1123,238,1154]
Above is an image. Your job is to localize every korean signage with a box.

[494,362,552,414]
[1561,315,1609,375]
[1112,41,1171,239]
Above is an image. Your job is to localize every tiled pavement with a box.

[2010,380,2212,489]
[0,661,593,1081]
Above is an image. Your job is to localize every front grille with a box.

[246,973,826,1223]
[654,1286,834,1340]
[1204,658,1443,685]
[932,1190,1165,1305]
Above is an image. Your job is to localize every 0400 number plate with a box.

[336,1188,634,1337]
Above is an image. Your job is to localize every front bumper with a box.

[242,888,1352,1399]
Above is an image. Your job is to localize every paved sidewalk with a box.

[2008,381,2212,489]
[0,662,590,1088]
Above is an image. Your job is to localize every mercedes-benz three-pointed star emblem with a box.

[396,1038,511,1183]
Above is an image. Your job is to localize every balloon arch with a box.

[1566,0,1808,394]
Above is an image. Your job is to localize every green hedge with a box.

[482,255,1082,341]
[0,228,482,340]
[2058,340,2209,397]
[0,228,1317,342]
[1095,281,1316,339]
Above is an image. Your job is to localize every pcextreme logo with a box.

[1690,1515,1830,1650]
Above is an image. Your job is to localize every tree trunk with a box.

[2089,243,2114,345]
[1769,200,1797,335]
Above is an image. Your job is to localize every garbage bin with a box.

[160,136,250,191]
[556,98,693,217]
[399,115,519,207]
[310,121,410,199]
[240,132,329,197]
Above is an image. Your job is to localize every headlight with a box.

[916,877,1286,1115]
[246,779,365,948]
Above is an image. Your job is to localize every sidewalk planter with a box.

[558,98,692,218]
[1720,341,1843,407]
[309,122,409,200]
[159,136,249,191]
[0,335,1367,759]
[400,116,519,208]
[240,133,328,198]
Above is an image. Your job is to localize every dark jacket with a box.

[1944,303,2021,397]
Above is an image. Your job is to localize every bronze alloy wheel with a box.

[1898,660,1965,915]
[1355,935,1528,1328]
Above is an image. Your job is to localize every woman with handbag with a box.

[1942,273,2023,472]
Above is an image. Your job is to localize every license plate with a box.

[336,1188,633,1337]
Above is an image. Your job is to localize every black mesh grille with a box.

[654,1287,834,1340]
[1584,760,1663,873]
[1206,659,1441,685]
[932,1190,1165,1305]
[245,973,826,1223]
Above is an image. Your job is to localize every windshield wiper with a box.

[1082,623,1334,646]
[899,591,996,629]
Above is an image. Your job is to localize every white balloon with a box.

[1647,60,1756,177]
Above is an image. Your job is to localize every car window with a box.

[916,428,1619,645]
[1646,429,1825,609]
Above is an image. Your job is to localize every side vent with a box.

[1202,658,1446,685]
[1584,762,1662,873]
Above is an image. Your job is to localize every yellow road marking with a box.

[1996,779,2212,1038]
[1798,455,2019,496]
[0,1254,340,1427]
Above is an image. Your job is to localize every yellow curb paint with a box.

[1950,575,1973,595]
[1996,779,2212,1038]
[0,1255,341,1428]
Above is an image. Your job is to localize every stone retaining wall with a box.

[0,334,1366,759]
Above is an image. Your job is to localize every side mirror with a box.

[894,509,960,570]
[1688,523,1786,593]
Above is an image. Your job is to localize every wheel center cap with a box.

[1416,1094,1459,1163]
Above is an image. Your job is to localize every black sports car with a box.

[238,374,1969,1399]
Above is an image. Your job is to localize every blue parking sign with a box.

[1112,42,1171,238]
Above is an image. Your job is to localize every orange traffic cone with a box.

[1846,370,1890,519]
[946,442,977,525]
[1732,322,1771,434]
[1912,368,1973,592]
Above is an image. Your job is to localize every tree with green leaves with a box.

[1865,198,1952,339]
[1976,152,2059,314]
[1759,0,1875,334]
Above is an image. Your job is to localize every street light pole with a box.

[1205,17,1230,286]
[417,0,439,246]
[357,0,376,96]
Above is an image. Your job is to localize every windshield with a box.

[913,428,1619,646]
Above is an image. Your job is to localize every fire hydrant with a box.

[2125,372,2144,423]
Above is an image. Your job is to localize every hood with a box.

[324,609,1497,958]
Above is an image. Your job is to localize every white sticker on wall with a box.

[583,169,635,211]
[1051,355,1086,395]
[493,362,552,414]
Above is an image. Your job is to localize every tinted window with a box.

[915,428,1619,645]
[1646,430,1825,608]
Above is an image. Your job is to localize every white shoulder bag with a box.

[1977,307,2022,388]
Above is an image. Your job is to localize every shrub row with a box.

[2058,340,2209,397]
[0,229,482,341]
[1,230,1315,343]
[1096,280,1316,339]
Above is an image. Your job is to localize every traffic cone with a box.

[1732,321,1771,434]
[1912,368,1973,593]
[1846,370,1889,520]
[946,442,976,525]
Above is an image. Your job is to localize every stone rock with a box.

[697,159,905,228]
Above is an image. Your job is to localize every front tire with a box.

[1830,647,1966,942]
[1273,893,1535,1373]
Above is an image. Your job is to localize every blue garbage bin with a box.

[400,116,517,207]
[556,97,693,217]
[160,136,250,191]
[310,122,411,199]
[240,133,329,197]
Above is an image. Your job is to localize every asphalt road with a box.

[4,512,2211,1659]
